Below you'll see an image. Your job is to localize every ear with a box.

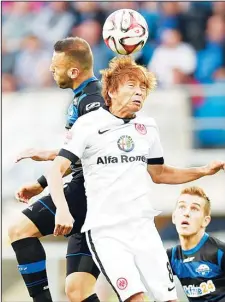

[202,215,211,228]
[172,211,176,225]
[67,68,79,79]
[108,91,113,98]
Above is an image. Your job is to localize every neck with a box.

[72,71,94,90]
[109,103,135,119]
[179,230,205,251]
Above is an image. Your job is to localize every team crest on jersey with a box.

[117,135,134,152]
[135,123,147,135]
[116,278,128,290]
[196,264,212,276]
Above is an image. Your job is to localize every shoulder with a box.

[135,115,158,128]
[79,93,104,108]
[77,107,104,124]
[167,246,179,260]
[208,236,225,251]
[78,92,104,116]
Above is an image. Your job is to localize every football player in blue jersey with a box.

[167,186,225,302]
[8,37,104,302]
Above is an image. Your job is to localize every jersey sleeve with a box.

[65,102,78,129]
[217,240,225,272]
[147,126,164,165]
[59,117,88,164]
[167,247,176,275]
[78,94,104,116]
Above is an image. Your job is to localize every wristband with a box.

[37,175,48,189]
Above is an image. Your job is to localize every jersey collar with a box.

[182,233,209,255]
[73,76,98,96]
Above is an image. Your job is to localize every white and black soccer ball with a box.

[103,9,149,55]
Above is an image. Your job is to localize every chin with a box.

[58,82,69,89]
[131,105,142,113]
[177,227,194,237]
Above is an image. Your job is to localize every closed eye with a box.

[191,207,200,212]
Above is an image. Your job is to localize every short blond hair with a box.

[54,37,93,71]
[100,56,157,106]
[180,186,211,216]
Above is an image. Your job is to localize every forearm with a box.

[43,149,60,161]
[47,167,68,210]
[37,166,72,190]
[154,165,207,184]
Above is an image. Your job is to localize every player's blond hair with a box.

[180,186,211,216]
[100,56,157,106]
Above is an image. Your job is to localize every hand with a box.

[15,148,49,163]
[15,183,44,203]
[54,207,74,236]
[204,160,225,176]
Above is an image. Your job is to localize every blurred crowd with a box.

[2,1,225,92]
[2,1,225,148]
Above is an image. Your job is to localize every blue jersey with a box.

[167,233,225,302]
[65,77,104,178]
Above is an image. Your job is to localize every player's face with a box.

[172,194,211,237]
[50,52,74,89]
[109,79,147,113]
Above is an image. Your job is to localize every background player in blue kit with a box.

[8,37,103,302]
[167,186,225,302]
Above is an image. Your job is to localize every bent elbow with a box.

[151,175,162,184]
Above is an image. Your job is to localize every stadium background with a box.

[2,1,225,301]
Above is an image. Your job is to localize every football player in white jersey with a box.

[46,56,224,302]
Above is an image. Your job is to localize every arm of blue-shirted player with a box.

[217,241,225,273]
[47,117,88,236]
[15,96,103,203]
[147,128,225,184]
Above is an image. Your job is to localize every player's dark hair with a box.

[54,37,93,71]
[180,186,211,216]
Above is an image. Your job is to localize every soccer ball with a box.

[103,9,148,55]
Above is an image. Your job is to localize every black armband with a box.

[147,157,164,165]
[37,175,48,189]
[58,148,79,165]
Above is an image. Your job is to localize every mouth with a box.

[181,220,190,226]
[132,100,141,105]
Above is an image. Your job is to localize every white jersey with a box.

[61,107,164,232]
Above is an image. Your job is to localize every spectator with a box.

[148,28,196,86]
[212,1,225,18]
[139,2,159,41]
[156,2,182,41]
[194,15,225,83]
[71,2,106,26]
[2,39,16,74]
[2,73,17,93]
[72,19,114,79]
[194,68,225,148]
[3,2,34,51]
[14,35,53,90]
[31,2,74,46]
[179,3,211,50]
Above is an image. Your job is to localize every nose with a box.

[183,208,190,217]
[135,87,142,96]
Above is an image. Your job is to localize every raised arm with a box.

[15,148,59,163]
[47,155,74,236]
[147,161,225,184]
